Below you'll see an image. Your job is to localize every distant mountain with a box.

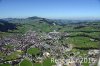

[27,16,42,20]
[1,16,100,25]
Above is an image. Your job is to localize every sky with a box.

[0,0,100,19]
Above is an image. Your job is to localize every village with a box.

[0,26,99,66]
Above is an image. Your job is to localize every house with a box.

[43,52,50,57]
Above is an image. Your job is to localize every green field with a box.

[27,48,40,55]
[20,59,33,66]
[0,64,11,66]
[66,36,99,48]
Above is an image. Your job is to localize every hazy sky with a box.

[0,0,100,19]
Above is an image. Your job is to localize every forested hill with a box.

[0,19,17,32]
